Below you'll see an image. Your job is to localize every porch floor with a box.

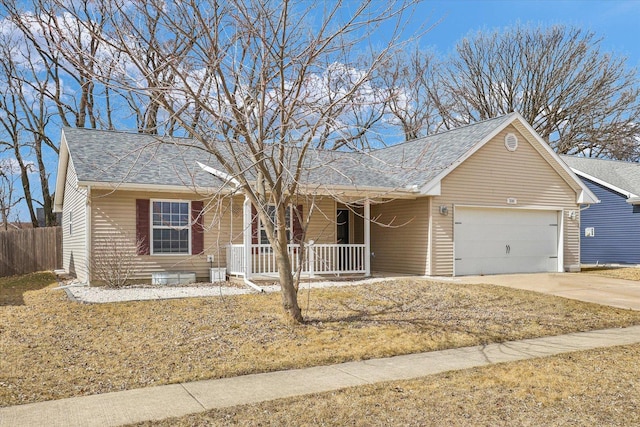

[229,271,416,286]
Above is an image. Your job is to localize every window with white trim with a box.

[259,205,292,244]
[151,200,190,254]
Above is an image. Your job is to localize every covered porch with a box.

[226,242,368,277]
[226,197,372,279]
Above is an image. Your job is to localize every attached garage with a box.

[366,113,598,277]
[454,207,561,275]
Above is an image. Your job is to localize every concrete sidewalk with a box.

[3,325,640,427]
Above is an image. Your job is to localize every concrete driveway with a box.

[457,272,640,311]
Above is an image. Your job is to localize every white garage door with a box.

[454,208,559,276]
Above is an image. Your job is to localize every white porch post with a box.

[243,196,252,279]
[364,199,371,276]
[308,240,315,278]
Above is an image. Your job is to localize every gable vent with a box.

[505,133,518,151]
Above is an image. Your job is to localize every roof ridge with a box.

[63,126,194,141]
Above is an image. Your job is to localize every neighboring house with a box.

[561,156,640,265]
[53,112,597,284]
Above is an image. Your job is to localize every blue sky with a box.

[7,0,640,222]
[412,0,640,67]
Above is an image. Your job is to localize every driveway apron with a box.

[457,272,640,310]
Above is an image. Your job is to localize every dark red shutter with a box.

[292,204,304,243]
[136,199,150,255]
[251,204,258,244]
[191,200,204,255]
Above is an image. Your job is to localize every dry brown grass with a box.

[137,344,640,426]
[581,266,640,281]
[3,272,640,407]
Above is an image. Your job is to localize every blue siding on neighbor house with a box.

[580,178,640,264]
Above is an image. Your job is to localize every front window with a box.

[151,201,190,254]
[259,205,291,244]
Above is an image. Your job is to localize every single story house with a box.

[54,112,597,284]
[561,155,640,265]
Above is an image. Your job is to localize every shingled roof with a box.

[60,113,520,195]
[561,155,640,199]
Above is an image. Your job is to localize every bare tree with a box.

[56,0,414,322]
[0,158,23,230]
[379,46,448,141]
[0,25,51,227]
[442,24,640,160]
[1,0,108,226]
[3,0,108,129]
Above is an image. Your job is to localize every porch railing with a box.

[226,242,367,276]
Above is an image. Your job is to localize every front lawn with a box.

[2,272,640,406]
[581,266,640,281]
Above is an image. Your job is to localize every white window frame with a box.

[259,205,293,245]
[150,199,192,256]
[68,211,73,236]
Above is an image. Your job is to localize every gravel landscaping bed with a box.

[64,277,402,303]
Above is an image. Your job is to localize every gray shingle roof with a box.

[561,155,640,197]
[63,128,229,188]
[63,113,518,192]
[368,113,516,187]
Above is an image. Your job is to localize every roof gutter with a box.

[76,180,237,195]
[297,183,419,200]
[79,174,420,201]
[627,197,640,205]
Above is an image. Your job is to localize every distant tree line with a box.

[0,0,638,232]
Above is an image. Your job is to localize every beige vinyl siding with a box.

[564,209,580,271]
[351,207,364,244]
[91,190,233,282]
[304,197,336,244]
[61,157,88,281]
[227,195,335,245]
[371,198,429,275]
[90,191,337,283]
[430,125,582,276]
[510,121,582,191]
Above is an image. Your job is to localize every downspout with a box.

[85,185,92,285]
[558,209,565,273]
[426,197,433,276]
[243,277,263,292]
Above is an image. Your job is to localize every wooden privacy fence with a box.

[0,227,62,277]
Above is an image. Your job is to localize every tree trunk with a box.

[13,147,37,226]
[35,136,56,226]
[274,236,302,323]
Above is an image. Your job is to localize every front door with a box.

[337,209,350,244]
